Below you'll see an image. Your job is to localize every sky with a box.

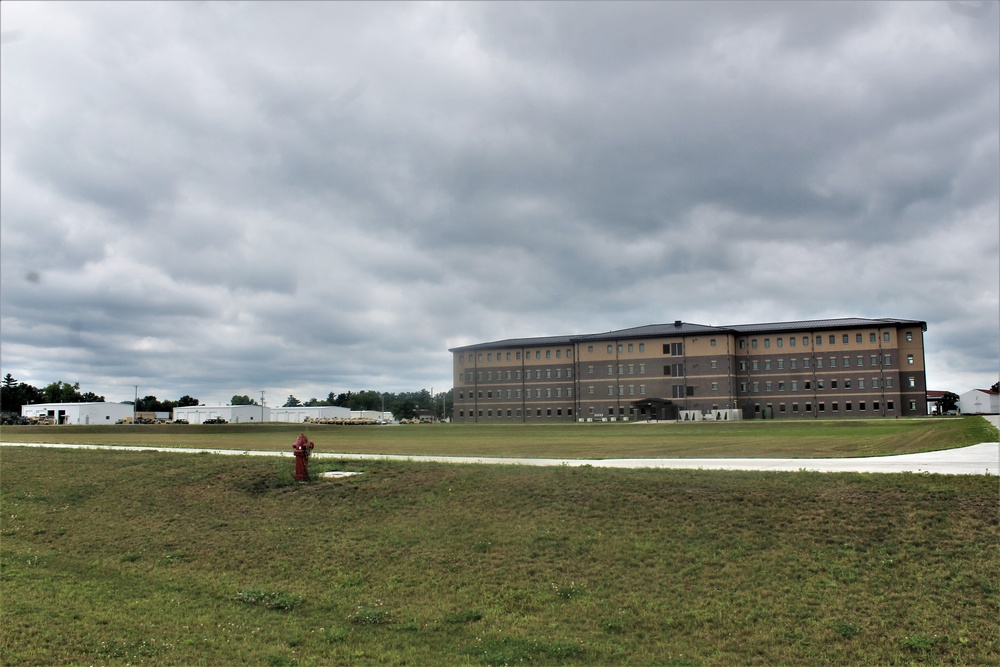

[1,1,998,406]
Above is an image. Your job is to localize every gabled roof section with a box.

[448,334,576,353]
[725,317,927,334]
[571,321,724,342]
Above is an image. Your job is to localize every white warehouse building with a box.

[270,406,351,422]
[21,402,135,425]
[172,405,271,424]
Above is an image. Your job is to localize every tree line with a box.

[1,374,452,421]
[280,389,452,421]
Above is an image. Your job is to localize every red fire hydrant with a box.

[292,433,315,481]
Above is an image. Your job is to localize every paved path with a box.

[4,437,998,475]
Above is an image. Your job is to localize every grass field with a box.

[1,416,996,459]
[2,443,999,666]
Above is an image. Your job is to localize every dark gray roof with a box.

[449,317,926,352]
[571,322,722,341]
[449,334,575,353]
[725,317,927,334]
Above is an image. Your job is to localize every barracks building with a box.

[450,317,928,422]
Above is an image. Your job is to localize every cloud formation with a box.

[1,1,997,404]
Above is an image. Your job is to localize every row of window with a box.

[741,376,918,393]
[740,354,911,371]
[460,367,574,382]
[459,407,575,418]
[458,387,575,400]
[459,349,574,364]
[755,400,900,413]
[740,331,911,350]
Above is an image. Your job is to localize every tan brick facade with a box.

[450,318,928,422]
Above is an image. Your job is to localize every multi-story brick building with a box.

[450,317,927,422]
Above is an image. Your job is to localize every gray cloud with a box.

[1,1,996,403]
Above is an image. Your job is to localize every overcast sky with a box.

[2,1,997,406]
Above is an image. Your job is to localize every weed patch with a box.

[235,589,302,611]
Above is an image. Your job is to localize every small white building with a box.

[21,402,134,425]
[172,405,271,424]
[270,406,351,423]
[959,389,999,415]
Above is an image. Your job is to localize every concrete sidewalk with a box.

[3,440,998,475]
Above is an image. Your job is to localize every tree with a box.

[992,382,999,393]
[940,392,960,414]
[41,381,83,403]
[283,395,302,407]
[177,395,199,407]
[231,395,257,406]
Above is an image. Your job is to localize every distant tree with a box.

[304,397,323,406]
[41,381,83,403]
[79,391,106,403]
[283,395,302,407]
[992,382,999,393]
[177,395,199,407]
[332,392,351,408]
[940,392,960,414]
[231,395,257,406]
[0,375,42,413]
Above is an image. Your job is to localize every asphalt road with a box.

[4,416,998,476]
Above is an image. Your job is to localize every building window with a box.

[640,385,646,395]
[740,361,747,371]
[829,335,836,344]
[860,401,866,411]
[764,338,771,348]
[846,402,852,411]
[711,338,717,347]
[844,380,852,389]
[856,333,863,343]
[752,382,759,393]
[777,359,784,369]
[639,343,645,352]
[777,337,783,348]
[833,402,839,411]
[741,383,748,392]
[884,355,892,365]
[829,357,836,368]
[628,364,634,374]
[831,380,838,389]
[608,345,613,354]
[628,343,633,353]
[608,365,614,376]
[887,400,894,410]
[765,382,772,391]
[909,400,916,410]
[546,350,551,359]
[764,361,771,371]
[803,336,809,346]
[752,360,759,371]
[618,344,624,353]
[791,381,798,391]
[588,345,593,353]
[588,386,594,395]
[711,382,718,391]
[639,364,645,373]
[778,381,785,391]
[858,379,865,389]
[843,356,850,367]
[711,360,718,369]
[871,355,878,366]
[884,332,891,342]
[752,339,758,349]
[740,340,746,349]
[842,334,849,344]
[906,331,913,342]
[908,377,915,387]
[790,337,796,347]
[816,336,822,346]
[907,354,914,364]
[790,359,797,369]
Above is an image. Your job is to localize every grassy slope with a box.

[2,448,998,666]
[1,416,996,459]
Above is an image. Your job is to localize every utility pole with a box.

[260,390,265,424]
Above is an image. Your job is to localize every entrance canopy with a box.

[631,398,677,421]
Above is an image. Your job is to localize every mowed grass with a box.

[2,447,998,666]
[1,416,996,459]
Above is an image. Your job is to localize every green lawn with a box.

[1,416,995,459]
[1,447,998,666]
